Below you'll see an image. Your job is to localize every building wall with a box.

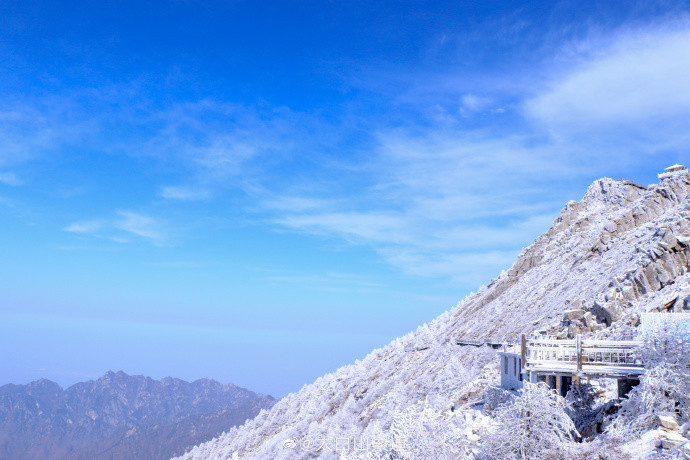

[498,352,523,390]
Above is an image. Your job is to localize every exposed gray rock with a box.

[660,431,687,449]
[683,296,690,311]
[658,414,679,430]
[592,300,625,326]
[563,309,585,321]
[567,323,583,338]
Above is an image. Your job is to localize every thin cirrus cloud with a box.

[158,185,211,201]
[257,23,690,284]
[63,211,170,246]
[0,96,99,167]
[459,94,493,114]
[63,220,104,235]
[11,21,690,287]
[143,101,323,181]
[115,211,168,244]
[266,128,568,283]
[0,172,21,186]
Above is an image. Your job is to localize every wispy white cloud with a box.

[9,19,690,289]
[264,120,572,284]
[158,185,210,201]
[142,101,326,182]
[261,196,335,213]
[64,211,170,246]
[258,22,690,286]
[275,212,410,245]
[63,220,104,234]
[380,248,519,285]
[527,27,690,125]
[0,171,21,186]
[459,94,492,114]
[115,211,168,245]
[0,96,98,166]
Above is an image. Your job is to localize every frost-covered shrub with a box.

[565,383,598,432]
[343,398,467,460]
[607,325,690,440]
[482,382,578,460]
[550,438,631,460]
[482,386,516,416]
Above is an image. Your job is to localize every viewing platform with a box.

[521,336,644,378]
[497,334,644,396]
[658,164,688,180]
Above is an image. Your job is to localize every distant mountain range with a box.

[0,371,276,459]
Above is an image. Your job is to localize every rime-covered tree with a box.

[607,324,690,439]
[565,383,597,433]
[343,398,466,460]
[482,382,578,460]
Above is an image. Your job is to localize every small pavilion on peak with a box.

[658,164,688,180]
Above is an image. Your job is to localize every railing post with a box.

[575,334,582,372]
[521,333,527,371]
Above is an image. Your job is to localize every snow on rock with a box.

[657,414,679,431]
[175,172,690,459]
[659,430,688,449]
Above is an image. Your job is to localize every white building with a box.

[658,164,688,180]
[498,350,523,390]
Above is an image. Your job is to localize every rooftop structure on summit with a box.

[658,164,688,180]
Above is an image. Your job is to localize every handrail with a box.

[521,333,645,376]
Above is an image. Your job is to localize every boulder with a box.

[660,431,687,449]
[658,269,673,287]
[592,300,625,326]
[680,443,690,458]
[563,309,585,321]
[621,284,636,301]
[678,234,690,246]
[567,323,583,338]
[631,314,640,327]
[579,420,598,440]
[590,323,605,332]
[658,414,679,430]
[663,231,679,248]
[681,421,690,436]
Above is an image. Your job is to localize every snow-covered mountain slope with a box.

[176,173,690,459]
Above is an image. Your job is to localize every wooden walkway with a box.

[456,334,646,378]
[455,339,505,349]
[457,334,647,379]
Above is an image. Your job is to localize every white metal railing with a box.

[522,334,644,376]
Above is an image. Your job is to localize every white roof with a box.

[665,164,687,171]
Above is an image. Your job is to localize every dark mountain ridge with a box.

[0,371,276,459]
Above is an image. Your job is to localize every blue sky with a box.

[0,1,688,397]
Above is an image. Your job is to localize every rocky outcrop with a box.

[658,414,679,430]
[579,400,620,440]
